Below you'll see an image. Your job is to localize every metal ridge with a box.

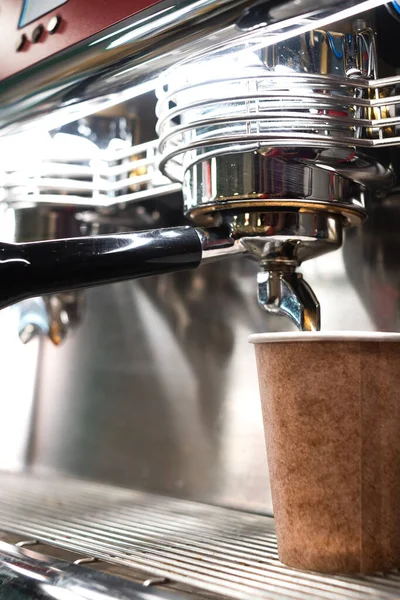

[0,472,399,599]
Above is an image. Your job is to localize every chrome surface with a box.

[229,212,344,264]
[27,260,274,512]
[0,168,388,511]
[1,128,366,331]
[1,473,400,599]
[198,210,343,331]
[143,577,170,587]
[0,539,201,600]
[155,23,395,331]
[196,228,247,262]
[1,136,178,208]
[0,0,399,542]
[0,107,396,506]
[158,70,400,153]
[181,150,385,223]
[198,209,344,262]
[18,298,51,344]
[257,269,321,331]
[18,292,85,346]
[156,28,377,183]
[0,0,388,135]
[198,206,343,331]
[156,25,393,235]
[19,249,378,513]
[0,15,394,334]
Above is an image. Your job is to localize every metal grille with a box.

[0,473,400,599]
[1,138,180,208]
[156,71,400,181]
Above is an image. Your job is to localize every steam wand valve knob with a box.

[257,268,320,332]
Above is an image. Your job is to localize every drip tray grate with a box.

[0,472,399,599]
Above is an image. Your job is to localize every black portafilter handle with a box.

[0,227,206,310]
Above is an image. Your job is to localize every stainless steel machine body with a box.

[2,0,400,598]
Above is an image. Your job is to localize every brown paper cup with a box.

[249,331,400,574]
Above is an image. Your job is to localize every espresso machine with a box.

[1,0,400,597]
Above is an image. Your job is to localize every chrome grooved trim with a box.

[0,473,399,599]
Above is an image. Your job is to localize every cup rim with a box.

[248,331,400,344]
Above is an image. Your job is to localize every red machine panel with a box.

[0,0,160,81]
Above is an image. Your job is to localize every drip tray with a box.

[0,472,399,599]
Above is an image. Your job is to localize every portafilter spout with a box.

[257,268,320,332]
[206,208,346,332]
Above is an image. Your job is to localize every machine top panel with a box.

[0,0,160,81]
